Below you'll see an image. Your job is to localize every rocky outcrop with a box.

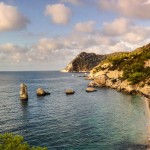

[62,52,106,72]
[88,69,150,98]
[20,83,28,100]
[65,89,75,95]
[88,43,150,98]
[86,87,97,92]
[36,88,50,96]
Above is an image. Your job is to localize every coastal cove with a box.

[0,71,149,149]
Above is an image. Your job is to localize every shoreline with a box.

[86,73,150,147]
[87,69,150,99]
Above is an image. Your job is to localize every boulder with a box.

[65,89,75,95]
[94,75,107,87]
[20,83,28,100]
[88,81,96,87]
[86,87,97,92]
[36,88,50,96]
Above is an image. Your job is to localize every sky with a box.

[0,0,150,71]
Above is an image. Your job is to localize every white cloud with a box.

[33,38,62,51]
[0,2,29,32]
[45,4,71,25]
[0,43,28,63]
[103,18,131,36]
[75,21,95,33]
[123,26,150,43]
[102,17,150,43]
[144,0,150,4]
[99,0,150,19]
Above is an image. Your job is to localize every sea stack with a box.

[20,83,28,100]
[36,88,50,96]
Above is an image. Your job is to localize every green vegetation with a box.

[0,133,47,150]
[93,43,150,84]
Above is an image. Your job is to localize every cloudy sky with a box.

[0,0,150,71]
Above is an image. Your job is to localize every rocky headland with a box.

[62,52,106,72]
[87,43,150,98]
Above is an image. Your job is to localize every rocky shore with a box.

[86,43,150,99]
[87,69,150,99]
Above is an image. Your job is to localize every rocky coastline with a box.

[87,69,150,99]
[85,43,150,99]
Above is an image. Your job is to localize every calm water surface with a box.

[0,71,148,150]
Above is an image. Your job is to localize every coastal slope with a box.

[62,52,106,72]
[88,43,150,98]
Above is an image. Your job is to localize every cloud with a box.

[0,43,28,63]
[45,4,71,25]
[122,26,150,43]
[143,0,150,4]
[103,18,131,36]
[0,2,29,32]
[74,21,95,33]
[99,0,150,19]
[33,38,62,51]
[0,16,150,70]
[60,0,81,5]
[102,17,150,43]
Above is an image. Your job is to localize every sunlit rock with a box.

[20,83,28,100]
[36,88,50,96]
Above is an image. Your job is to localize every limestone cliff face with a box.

[88,69,150,98]
[62,52,106,72]
[88,43,150,98]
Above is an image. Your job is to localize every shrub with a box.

[0,133,47,150]
[127,72,146,84]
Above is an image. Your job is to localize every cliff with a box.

[88,43,150,98]
[62,52,106,72]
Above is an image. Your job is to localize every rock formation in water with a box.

[88,43,150,98]
[86,87,97,92]
[36,88,50,96]
[20,83,28,100]
[62,52,106,72]
[65,89,75,95]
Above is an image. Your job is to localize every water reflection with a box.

[20,100,28,108]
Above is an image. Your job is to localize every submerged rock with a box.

[86,87,97,92]
[20,83,28,100]
[36,88,50,96]
[65,89,75,95]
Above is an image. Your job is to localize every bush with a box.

[0,133,47,150]
[127,72,146,84]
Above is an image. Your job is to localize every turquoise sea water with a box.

[0,71,148,150]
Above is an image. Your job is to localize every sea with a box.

[0,71,148,150]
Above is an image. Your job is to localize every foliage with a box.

[0,133,47,150]
[92,43,150,84]
[127,72,146,84]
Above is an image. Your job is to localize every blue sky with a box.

[0,0,150,71]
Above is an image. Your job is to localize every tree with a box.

[0,133,47,150]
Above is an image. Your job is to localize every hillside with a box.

[62,52,106,72]
[62,51,129,72]
[88,43,150,98]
